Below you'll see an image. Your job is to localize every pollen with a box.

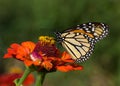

[38,36,55,45]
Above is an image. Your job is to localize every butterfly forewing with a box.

[79,22,109,42]
[61,32,95,62]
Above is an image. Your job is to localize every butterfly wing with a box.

[61,31,95,62]
[64,22,109,42]
[56,22,108,63]
[78,22,109,42]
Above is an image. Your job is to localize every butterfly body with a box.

[55,22,109,63]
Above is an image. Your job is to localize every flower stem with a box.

[15,67,32,86]
[35,72,46,86]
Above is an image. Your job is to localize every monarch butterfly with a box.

[55,22,109,63]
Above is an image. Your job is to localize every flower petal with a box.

[61,51,75,63]
[24,59,41,66]
[42,61,53,71]
[16,41,35,59]
[56,65,83,72]
[56,65,73,72]
[21,41,35,53]
[4,43,20,58]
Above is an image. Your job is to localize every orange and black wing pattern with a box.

[55,22,109,63]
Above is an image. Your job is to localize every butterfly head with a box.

[54,32,63,43]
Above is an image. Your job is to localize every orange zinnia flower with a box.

[4,36,83,72]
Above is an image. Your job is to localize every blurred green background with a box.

[0,0,120,86]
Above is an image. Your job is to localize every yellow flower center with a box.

[38,36,55,45]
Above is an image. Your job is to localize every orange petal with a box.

[73,66,83,70]
[56,65,73,72]
[71,64,83,71]
[56,65,83,72]
[24,58,41,66]
[61,51,70,59]
[4,53,13,58]
[42,61,53,71]
[24,59,33,66]
[3,43,20,58]
[10,43,20,49]
[16,41,35,62]
[32,59,41,66]
[61,51,75,63]
[21,41,35,52]
[16,46,28,60]
[16,41,35,59]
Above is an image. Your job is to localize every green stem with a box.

[15,67,32,86]
[35,72,46,86]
